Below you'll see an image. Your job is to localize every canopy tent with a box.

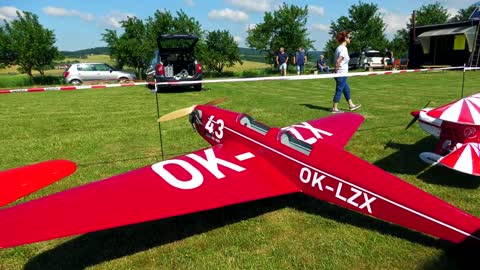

[417,25,477,54]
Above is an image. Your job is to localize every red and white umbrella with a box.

[427,94,480,125]
[439,143,480,176]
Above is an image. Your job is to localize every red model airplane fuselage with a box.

[0,105,479,248]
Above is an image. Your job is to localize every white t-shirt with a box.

[334,45,350,74]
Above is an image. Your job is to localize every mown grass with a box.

[0,71,480,269]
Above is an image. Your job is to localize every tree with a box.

[410,2,449,27]
[0,27,15,69]
[246,4,314,65]
[1,11,60,77]
[102,9,204,79]
[324,2,388,61]
[203,30,242,73]
[103,17,151,79]
[450,4,477,22]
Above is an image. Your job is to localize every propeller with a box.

[158,97,227,122]
[405,100,431,130]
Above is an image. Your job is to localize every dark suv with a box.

[146,34,202,91]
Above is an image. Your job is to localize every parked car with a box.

[349,50,384,70]
[145,34,202,91]
[63,63,136,85]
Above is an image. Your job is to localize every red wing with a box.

[0,160,76,207]
[282,113,364,148]
[439,143,480,176]
[297,140,480,244]
[0,143,299,248]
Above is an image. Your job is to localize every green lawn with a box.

[1,71,480,269]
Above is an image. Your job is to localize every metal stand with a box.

[155,89,165,161]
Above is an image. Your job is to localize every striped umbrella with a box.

[427,94,480,125]
[439,143,480,176]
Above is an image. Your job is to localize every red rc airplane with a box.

[409,93,480,176]
[1,99,480,248]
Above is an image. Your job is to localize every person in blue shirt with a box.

[293,47,307,75]
[276,47,289,76]
[317,55,330,73]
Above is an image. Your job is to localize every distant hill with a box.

[61,47,110,58]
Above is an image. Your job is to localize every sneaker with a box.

[349,104,361,111]
[331,109,344,113]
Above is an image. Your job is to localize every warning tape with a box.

[0,65,475,94]
[0,81,152,94]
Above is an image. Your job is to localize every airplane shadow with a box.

[421,229,480,270]
[300,103,332,112]
[25,194,460,270]
[376,137,480,189]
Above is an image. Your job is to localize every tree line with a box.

[0,2,478,79]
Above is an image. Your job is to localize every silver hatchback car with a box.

[63,63,136,85]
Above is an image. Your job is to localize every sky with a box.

[0,0,478,51]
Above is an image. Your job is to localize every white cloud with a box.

[0,6,23,22]
[312,24,329,32]
[245,23,256,31]
[101,11,134,28]
[233,36,242,43]
[446,7,458,18]
[224,0,272,12]
[42,6,94,21]
[208,8,248,22]
[309,5,325,16]
[379,8,410,36]
[184,0,195,7]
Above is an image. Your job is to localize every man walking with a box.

[276,47,289,76]
[293,47,307,75]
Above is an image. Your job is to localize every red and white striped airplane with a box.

[409,93,480,176]
[1,99,479,248]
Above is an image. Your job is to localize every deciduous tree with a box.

[203,30,242,73]
[1,11,60,77]
[324,2,388,61]
[246,4,314,65]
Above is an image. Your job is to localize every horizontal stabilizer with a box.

[0,160,76,207]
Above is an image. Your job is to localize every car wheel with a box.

[70,79,82,85]
[194,84,202,91]
[118,77,129,83]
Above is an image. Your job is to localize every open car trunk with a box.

[159,53,197,78]
[156,34,199,79]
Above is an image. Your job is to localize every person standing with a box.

[293,47,307,75]
[332,31,361,113]
[317,55,330,73]
[276,47,289,76]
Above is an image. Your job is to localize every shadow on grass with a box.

[26,194,455,270]
[377,137,480,189]
[153,85,203,94]
[300,103,332,112]
[422,229,480,270]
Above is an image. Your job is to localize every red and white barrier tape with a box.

[0,81,151,94]
[0,65,475,94]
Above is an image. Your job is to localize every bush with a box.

[0,75,64,88]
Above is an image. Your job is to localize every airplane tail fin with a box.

[0,160,76,207]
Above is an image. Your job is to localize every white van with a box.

[349,50,384,70]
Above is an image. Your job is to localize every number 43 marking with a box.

[205,115,224,139]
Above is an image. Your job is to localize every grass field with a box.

[1,71,480,269]
[224,60,270,72]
